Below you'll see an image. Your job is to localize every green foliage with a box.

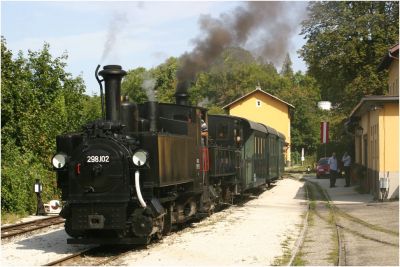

[205,105,226,115]
[122,57,178,104]
[82,94,102,122]
[300,1,399,114]
[298,1,399,154]
[190,47,282,107]
[152,57,179,103]
[1,38,99,214]
[277,72,322,154]
[280,53,294,78]
[1,142,56,214]
[121,67,148,103]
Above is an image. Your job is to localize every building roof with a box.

[349,95,399,118]
[377,43,399,71]
[222,87,295,110]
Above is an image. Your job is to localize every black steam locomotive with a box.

[52,65,285,245]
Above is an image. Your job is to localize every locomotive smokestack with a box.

[98,65,127,122]
[174,92,189,106]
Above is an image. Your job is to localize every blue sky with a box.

[2,1,308,95]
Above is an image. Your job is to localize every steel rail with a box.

[44,246,136,266]
[316,183,346,266]
[1,216,64,239]
[288,182,310,266]
[44,248,96,266]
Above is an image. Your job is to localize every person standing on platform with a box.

[328,152,338,188]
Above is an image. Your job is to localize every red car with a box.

[316,157,330,179]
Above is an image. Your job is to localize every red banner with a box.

[320,121,329,144]
[200,147,209,172]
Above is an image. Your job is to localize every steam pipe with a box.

[146,101,158,132]
[135,171,147,208]
[95,65,105,119]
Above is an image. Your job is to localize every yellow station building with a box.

[348,44,399,199]
[223,87,294,166]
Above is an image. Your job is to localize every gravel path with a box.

[111,178,306,266]
[1,225,94,266]
[1,178,306,266]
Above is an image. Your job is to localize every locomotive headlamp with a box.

[52,153,67,169]
[132,150,148,166]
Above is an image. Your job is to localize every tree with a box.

[277,72,322,154]
[152,57,179,103]
[1,38,94,214]
[189,47,282,107]
[300,1,399,114]
[121,67,148,103]
[280,53,294,78]
[122,57,179,104]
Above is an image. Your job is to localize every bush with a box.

[1,39,91,215]
[1,141,57,215]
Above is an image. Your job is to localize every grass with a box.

[272,233,308,266]
[328,214,339,264]
[1,212,29,225]
[272,236,293,266]
[291,251,307,266]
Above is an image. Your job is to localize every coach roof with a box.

[209,114,279,136]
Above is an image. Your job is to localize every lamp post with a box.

[318,101,332,158]
[34,179,45,216]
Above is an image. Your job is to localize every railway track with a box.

[291,178,399,266]
[45,244,145,266]
[1,215,65,239]
[317,182,346,266]
[289,179,346,266]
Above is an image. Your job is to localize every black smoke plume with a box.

[175,1,305,93]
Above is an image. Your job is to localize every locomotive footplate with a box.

[67,237,149,245]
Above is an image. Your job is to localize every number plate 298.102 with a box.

[86,155,110,163]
